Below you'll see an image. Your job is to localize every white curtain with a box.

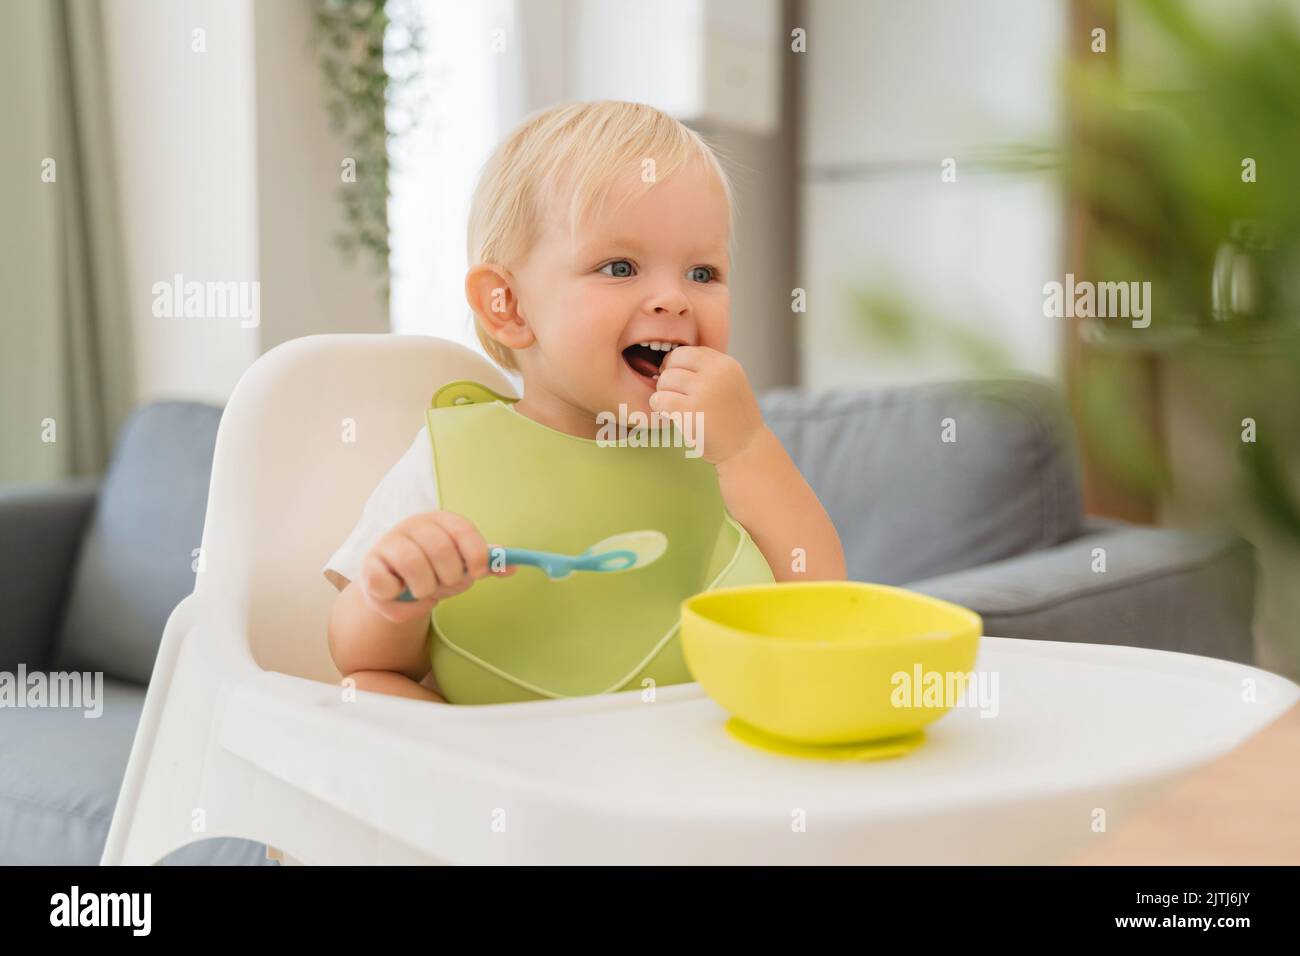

[0,0,135,483]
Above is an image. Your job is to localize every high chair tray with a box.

[218,636,1298,865]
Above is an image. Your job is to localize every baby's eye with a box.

[688,266,717,284]
[598,260,635,278]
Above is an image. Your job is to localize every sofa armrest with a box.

[903,526,1256,663]
[0,479,99,668]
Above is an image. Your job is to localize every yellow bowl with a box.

[681,581,982,746]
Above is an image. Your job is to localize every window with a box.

[386,0,523,383]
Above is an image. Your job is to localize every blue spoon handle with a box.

[500,546,571,578]
[505,546,637,574]
[395,545,636,601]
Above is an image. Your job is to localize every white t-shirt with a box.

[322,425,440,590]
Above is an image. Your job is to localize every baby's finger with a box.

[360,552,407,602]
[384,534,439,599]
[405,523,468,590]
[433,512,493,578]
[433,575,476,600]
[653,366,694,395]
[660,345,706,372]
[648,389,692,416]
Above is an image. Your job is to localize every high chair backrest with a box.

[196,334,518,684]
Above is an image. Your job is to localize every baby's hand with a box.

[649,346,765,465]
[358,511,513,622]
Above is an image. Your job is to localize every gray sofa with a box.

[0,378,1256,865]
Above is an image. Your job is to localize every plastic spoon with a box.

[395,529,668,601]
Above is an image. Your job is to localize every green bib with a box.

[423,380,775,704]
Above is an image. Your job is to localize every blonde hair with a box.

[465,100,735,371]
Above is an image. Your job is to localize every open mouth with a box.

[621,340,680,387]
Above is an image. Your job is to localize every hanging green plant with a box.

[313,0,425,302]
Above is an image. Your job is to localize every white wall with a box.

[101,0,261,406]
[102,0,389,407]
[252,1,389,351]
[799,0,1067,389]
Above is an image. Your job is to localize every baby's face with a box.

[507,157,731,422]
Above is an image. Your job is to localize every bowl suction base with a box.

[725,719,926,762]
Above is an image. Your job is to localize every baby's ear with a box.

[465,264,533,350]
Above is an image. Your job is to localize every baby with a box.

[324,101,846,705]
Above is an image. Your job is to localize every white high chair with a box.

[102,334,521,865]
[102,334,1300,865]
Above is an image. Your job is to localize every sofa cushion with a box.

[52,402,222,685]
[759,377,1085,584]
[0,673,270,864]
[906,526,1257,663]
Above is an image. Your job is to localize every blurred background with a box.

[2,0,1299,673]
